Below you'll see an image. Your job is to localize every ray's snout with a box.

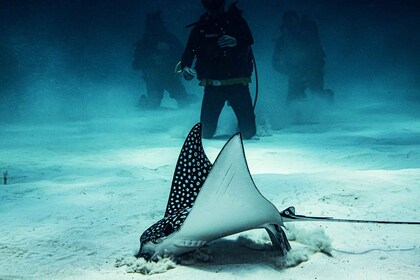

[136,243,158,261]
[136,251,152,261]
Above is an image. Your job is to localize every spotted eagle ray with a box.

[137,123,290,260]
[137,123,419,261]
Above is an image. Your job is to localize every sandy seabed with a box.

[0,100,419,280]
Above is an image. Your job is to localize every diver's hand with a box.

[182,67,196,81]
[218,35,237,48]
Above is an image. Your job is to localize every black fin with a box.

[164,123,213,217]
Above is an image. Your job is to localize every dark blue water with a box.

[0,0,419,123]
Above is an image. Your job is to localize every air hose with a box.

[250,49,258,111]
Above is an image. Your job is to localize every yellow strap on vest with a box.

[200,77,251,87]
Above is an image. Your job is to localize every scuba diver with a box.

[272,11,334,103]
[181,0,256,139]
[132,10,191,109]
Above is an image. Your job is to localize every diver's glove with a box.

[218,35,237,48]
[182,67,197,81]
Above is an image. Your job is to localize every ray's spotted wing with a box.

[140,123,213,244]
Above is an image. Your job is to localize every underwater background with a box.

[0,0,419,122]
[0,0,419,279]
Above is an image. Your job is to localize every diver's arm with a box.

[181,26,200,80]
[181,26,200,69]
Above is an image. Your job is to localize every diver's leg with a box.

[200,86,226,139]
[308,70,334,101]
[265,224,291,256]
[228,85,256,139]
[145,79,164,109]
[307,69,323,94]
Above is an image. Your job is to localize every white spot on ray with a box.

[164,123,212,218]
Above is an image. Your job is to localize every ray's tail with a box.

[281,207,420,225]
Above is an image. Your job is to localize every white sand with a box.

[0,100,419,279]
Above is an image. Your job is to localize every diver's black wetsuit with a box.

[181,8,256,139]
